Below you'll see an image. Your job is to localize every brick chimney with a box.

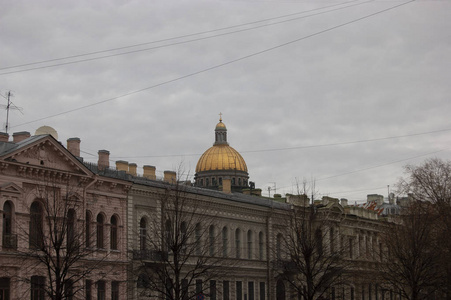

[97,150,110,171]
[143,165,156,180]
[164,171,176,184]
[13,131,31,143]
[67,138,81,157]
[0,132,9,142]
[116,160,129,172]
[129,163,137,176]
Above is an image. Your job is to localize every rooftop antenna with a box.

[267,182,276,197]
[1,91,23,133]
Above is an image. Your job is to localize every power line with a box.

[273,147,451,192]
[100,127,451,159]
[0,0,364,74]
[316,147,450,182]
[12,0,415,128]
[240,128,451,153]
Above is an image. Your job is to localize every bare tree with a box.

[277,187,348,300]
[16,178,108,300]
[396,158,451,298]
[135,179,225,300]
[380,202,441,300]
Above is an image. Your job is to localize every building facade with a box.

[0,132,130,299]
[0,122,399,300]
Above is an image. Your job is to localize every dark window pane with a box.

[259,282,265,300]
[111,281,119,300]
[223,281,230,300]
[236,281,242,300]
[97,281,105,300]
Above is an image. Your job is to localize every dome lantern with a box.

[214,113,228,145]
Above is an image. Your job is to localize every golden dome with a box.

[195,144,248,173]
[215,121,226,130]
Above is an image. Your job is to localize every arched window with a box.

[165,220,172,251]
[247,230,253,259]
[222,227,228,258]
[235,228,241,258]
[181,221,187,254]
[206,178,209,186]
[85,211,92,248]
[30,201,44,249]
[259,231,264,260]
[110,215,118,250]
[315,229,323,256]
[195,223,202,256]
[137,273,150,289]
[96,214,104,249]
[330,227,335,254]
[238,178,242,186]
[139,218,147,251]
[67,209,76,250]
[2,201,15,248]
[209,225,215,256]
[276,233,282,260]
[276,279,285,300]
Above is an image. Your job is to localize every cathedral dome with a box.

[195,144,248,173]
[194,115,249,191]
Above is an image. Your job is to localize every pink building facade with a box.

[0,132,131,300]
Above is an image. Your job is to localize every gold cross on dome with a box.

[219,112,223,122]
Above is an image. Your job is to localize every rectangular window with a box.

[259,282,265,300]
[166,280,173,300]
[248,282,254,300]
[31,276,45,300]
[236,281,242,300]
[182,279,189,300]
[111,281,119,300]
[196,279,203,297]
[223,281,230,300]
[65,280,73,300]
[210,280,216,300]
[86,280,92,300]
[0,277,11,300]
[97,281,105,300]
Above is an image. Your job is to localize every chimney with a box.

[367,194,384,206]
[116,160,129,172]
[67,138,81,157]
[98,150,110,171]
[286,194,309,206]
[129,163,137,176]
[164,171,176,184]
[13,131,31,143]
[341,198,348,207]
[143,165,156,180]
[222,177,231,194]
[0,132,9,142]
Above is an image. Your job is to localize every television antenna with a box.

[267,182,276,198]
[1,91,23,133]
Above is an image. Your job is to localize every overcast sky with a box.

[1,0,450,203]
